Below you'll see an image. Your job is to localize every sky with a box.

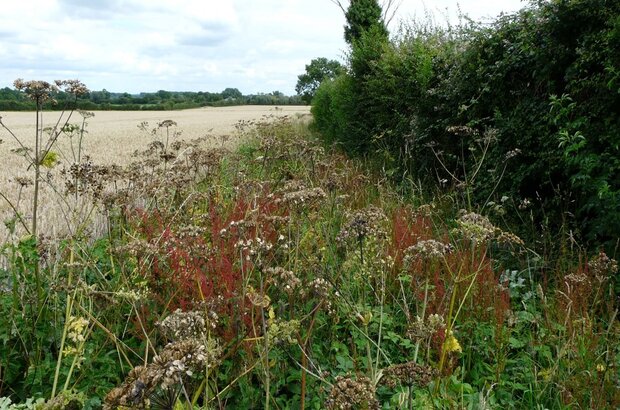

[0,0,527,95]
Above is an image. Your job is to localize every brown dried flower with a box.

[403,240,453,265]
[157,309,218,342]
[14,78,58,103]
[380,362,437,388]
[407,313,445,341]
[325,375,379,410]
[337,206,387,244]
[104,338,221,409]
[588,251,618,283]
[454,211,499,242]
[55,79,89,96]
[267,266,301,295]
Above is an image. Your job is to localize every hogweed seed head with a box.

[325,375,379,410]
[403,240,453,265]
[407,314,445,341]
[14,78,58,103]
[588,251,617,283]
[380,362,437,388]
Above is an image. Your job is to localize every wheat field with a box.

[0,105,311,246]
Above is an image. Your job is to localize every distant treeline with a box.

[0,86,303,111]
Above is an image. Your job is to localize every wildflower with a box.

[55,79,89,96]
[380,362,437,388]
[14,176,33,187]
[114,287,149,303]
[564,272,589,285]
[41,151,59,168]
[325,375,380,410]
[337,206,387,244]
[281,187,326,208]
[104,338,222,409]
[454,211,499,243]
[303,278,335,315]
[588,251,617,283]
[67,316,89,344]
[518,198,531,210]
[496,231,524,246]
[443,330,462,354]
[246,286,271,308]
[78,109,95,119]
[267,266,301,295]
[446,125,475,137]
[407,314,445,341]
[402,240,452,265]
[538,368,553,382]
[505,148,521,160]
[596,363,606,372]
[157,309,218,342]
[14,78,58,103]
[158,119,178,128]
[266,308,300,346]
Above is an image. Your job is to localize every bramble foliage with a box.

[312,0,620,249]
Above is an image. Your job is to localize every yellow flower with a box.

[444,330,462,354]
[539,368,553,381]
[596,363,606,372]
[67,316,89,344]
[62,346,78,356]
[41,151,58,168]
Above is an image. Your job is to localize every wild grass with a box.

[0,103,617,409]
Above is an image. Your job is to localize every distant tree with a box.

[221,87,243,100]
[156,90,171,100]
[90,89,111,104]
[296,58,344,104]
[0,87,20,100]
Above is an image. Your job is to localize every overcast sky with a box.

[0,0,527,95]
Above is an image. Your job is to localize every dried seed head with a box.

[380,362,437,388]
[325,375,379,410]
[454,211,499,242]
[403,240,453,265]
[55,79,89,96]
[14,78,58,103]
[337,206,387,244]
[588,251,618,283]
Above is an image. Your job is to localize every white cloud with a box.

[0,0,525,94]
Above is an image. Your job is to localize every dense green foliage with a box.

[312,0,620,249]
[0,86,302,111]
[1,117,618,408]
[295,58,344,104]
[343,0,389,45]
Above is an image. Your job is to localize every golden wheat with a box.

[0,106,311,247]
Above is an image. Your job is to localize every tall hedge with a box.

[312,0,620,247]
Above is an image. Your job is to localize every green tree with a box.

[221,87,243,100]
[296,58,344,104]
[340,0,388,45]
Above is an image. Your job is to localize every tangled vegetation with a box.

[312,0,620,250]
[0,105,618,408]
